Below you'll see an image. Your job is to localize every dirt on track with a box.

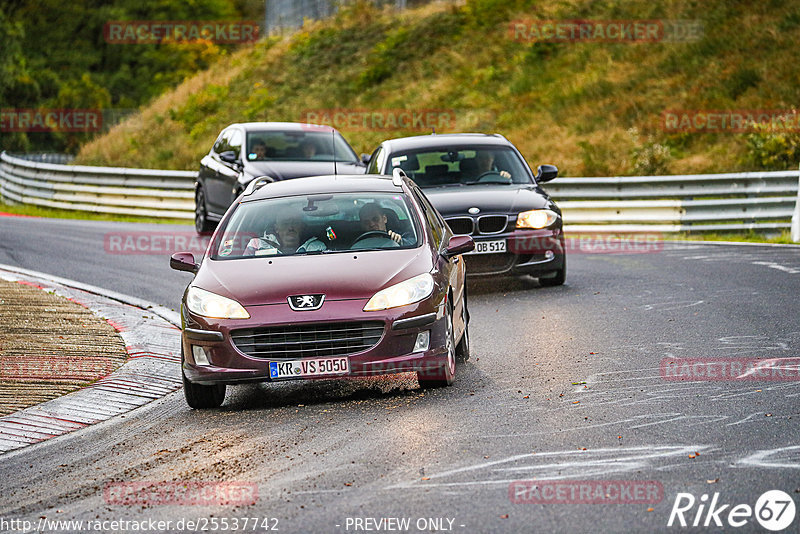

[0,279,127,416]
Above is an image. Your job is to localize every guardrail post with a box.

[792,165,800,242]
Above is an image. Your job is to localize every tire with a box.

[455,290,470,363]
[182,371,226,409]
[539,253,566,287]
[194,187,215,235]
[418,300,456,388]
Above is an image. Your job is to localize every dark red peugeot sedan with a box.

[170,171,474,408]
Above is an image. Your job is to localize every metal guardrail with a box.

[265,0,411,34]
[545,170,800,237]
[1,152,798,241]
[0,152,196,219]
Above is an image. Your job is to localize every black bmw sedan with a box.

[195,122,365,233]
[365,133,565,286]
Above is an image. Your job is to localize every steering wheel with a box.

[476,170,500,180]
[350,230,395,248]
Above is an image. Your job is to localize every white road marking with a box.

[751,261,800,274]
[736,446,800,469]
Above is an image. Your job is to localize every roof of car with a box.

[226,122,338,133]
[244,174,402,201]
[379,133,512,152]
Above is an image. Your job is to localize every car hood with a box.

[193,247,432,306]
[244,160,365,180]
[422,184,551,216]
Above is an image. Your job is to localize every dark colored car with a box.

[195,122,365,233]
[170,171,474,409]
[365,133,565,285]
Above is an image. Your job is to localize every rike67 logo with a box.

[668,490,796,531]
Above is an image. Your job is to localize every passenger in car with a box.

[300,140,318,159]
[251,142,268,160]
[244,209,327,256]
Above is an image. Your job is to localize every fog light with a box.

[545,250,555,260]
[192,345,211,366]
[413,331,430,353]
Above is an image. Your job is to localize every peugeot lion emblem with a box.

[468,207,481,215]
[288,294,325,311]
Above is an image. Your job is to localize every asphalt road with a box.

[1,215,799,533]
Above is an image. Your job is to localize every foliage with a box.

[74,0,800,176]
[743,128,800,170]
[0,0,256,153]
[628,128,673,176]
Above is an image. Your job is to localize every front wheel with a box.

[418,300,456,388]
[182,372,226,409]
[195,187,215,235]
[455,291,470,363]
[539,254,566,287]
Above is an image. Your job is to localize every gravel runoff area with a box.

[0,278,127,416]
[0,265,183,454]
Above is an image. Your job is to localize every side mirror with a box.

[536,164,558,183]
[170,252,199,273]
[219,151,239,165]
[443,235,474,259]
[361,153,372,165]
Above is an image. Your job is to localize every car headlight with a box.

[186,286,250,319]
[364,273,434,312]
[516,209,559,229]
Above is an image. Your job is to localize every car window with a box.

[366,147,384,174]
[213,130,231,154]
[412,188,443,247]
[245,131,358,163]
[210,192,421,260]
[228,129,243,156]
[388,146,533,187]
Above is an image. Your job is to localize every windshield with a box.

[211,192,421,260]
[387,146,532,187]
[246,131,358,163]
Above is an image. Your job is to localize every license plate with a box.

[269,357,349,379]
[465,239,506,255]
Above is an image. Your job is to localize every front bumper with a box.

[464,228,565,277]
[181,298,449,385]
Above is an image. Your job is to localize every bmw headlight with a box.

[186,286,250,319]
[364,273,434,311]
[516,209,559,229]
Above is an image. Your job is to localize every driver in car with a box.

[244,209,327,256]
[358,203,411,245]
[469,151,512,181]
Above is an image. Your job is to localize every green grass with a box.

[672,230,798,245]
[0,201,192,226]
[73,0,800,177]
